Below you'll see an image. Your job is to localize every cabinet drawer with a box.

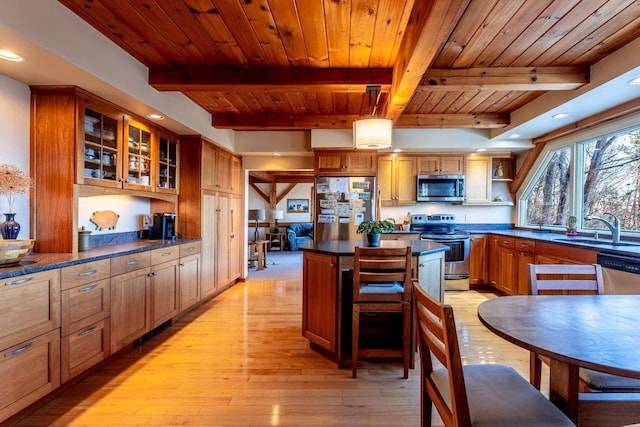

[515,238,536,253]
[497,236,515,248]
[0,329,60,421]
[61,278,110,337]
[179,241,201,257]
[61,259,111,290]
[0,269,60,351]
[110,252,151,276]
[151,246,180,265]
[61,319,109,383]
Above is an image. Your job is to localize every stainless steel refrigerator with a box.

[314,176,376,242]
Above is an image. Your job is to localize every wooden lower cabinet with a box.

[150,259,179,328]
[61,319,109,383]
[469,234,488,285]
[487,235,499,289]
[0,329,60,422]
[179,253,201,312]
[302,252,338,353]
[110,267,151,353]
[514,239,536,295]
[416,252,446,302]
[0,268,61,422]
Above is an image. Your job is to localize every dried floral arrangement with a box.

[0,164,31,213]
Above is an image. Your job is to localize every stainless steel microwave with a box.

[417,175,465,202]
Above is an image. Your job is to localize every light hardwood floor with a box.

[11,271,544,426]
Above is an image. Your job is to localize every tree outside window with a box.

[523,125,639,233]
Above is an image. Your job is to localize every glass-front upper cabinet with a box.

[157,131,179,194]
[124,119,153,190]
[82,106,122,188]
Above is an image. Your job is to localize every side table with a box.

[266,232,286,251]
[248,240,268,270]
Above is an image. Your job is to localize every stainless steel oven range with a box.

[411,213,470,291]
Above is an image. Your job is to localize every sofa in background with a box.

[286,223,313,251]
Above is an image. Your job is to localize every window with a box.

[581,129,640,231]
[521,124,640,234]
[523,146,571,228]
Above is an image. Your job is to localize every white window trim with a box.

[517,110,640,232]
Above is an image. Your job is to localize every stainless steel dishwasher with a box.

[597,252,640,294]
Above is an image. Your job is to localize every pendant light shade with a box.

[353,118,393,149]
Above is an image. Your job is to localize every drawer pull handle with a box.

[78,326,97,336]
[179,262,185,267]
[78,269,98,277]
[4,343,33,358]
[126,260,139,265]
[78,284,98,292]
[148,272,157,277]
[186,246,194,252]
[5,276,34,286]
[161,252,172,257]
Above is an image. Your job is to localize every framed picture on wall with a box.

[287,198,309,213]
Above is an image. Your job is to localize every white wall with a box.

[78,196,150,235]
[381,204,513,226]
[0,74,31,238]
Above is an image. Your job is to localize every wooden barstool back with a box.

[352,246,412,379]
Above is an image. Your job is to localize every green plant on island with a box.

[356,219,395,235]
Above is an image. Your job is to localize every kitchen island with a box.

[299,239,447,367]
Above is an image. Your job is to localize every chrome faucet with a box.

[584,212,621,244]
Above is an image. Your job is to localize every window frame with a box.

[517,111,640,236]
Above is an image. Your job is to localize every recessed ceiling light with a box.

[146,113,164,120]
[552,112,570,119]
[509,134,521,139]
[393,148,403,153]
[0,50,23,62]
[628,77,640,85]
[273,152,281,156]
[476,148,487,152]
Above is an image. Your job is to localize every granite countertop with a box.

[466,229,640,256]
[0,238,201,280]
[299,239,448,256]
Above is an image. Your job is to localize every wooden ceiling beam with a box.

[387,0,470,121]
[149,67,392,92]
[215,112,508,129]
[395,113,509,128]
[419,66,589,91]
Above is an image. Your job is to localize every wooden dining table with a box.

[478,295,640,427]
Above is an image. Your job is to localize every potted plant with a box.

[356,219,395,247]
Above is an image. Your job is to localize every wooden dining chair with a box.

[412,281,574,427]
[529,263,640,393]
[352,246,412,379]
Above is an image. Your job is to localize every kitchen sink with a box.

[553,238,640,247]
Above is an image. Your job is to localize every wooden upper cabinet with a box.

[315,150,377,175]
[123,118,153,191]
[378,155,416,206]
[417,155,464,175]
[199,141,241,194]
[465,156,492,203]
[156,130,179,194]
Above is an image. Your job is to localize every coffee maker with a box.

[150,212,177,240]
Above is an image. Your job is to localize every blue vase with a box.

[1,213,20,239]
[366,233,381,247]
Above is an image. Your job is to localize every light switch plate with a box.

[465,214,473,222]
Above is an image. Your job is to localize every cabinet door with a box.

[110,267,150,352]
[315,151,345,174]
[150,259,179,328]
[230,155,242,195]
[417,252,445,302]
[228,195,242,280]
[395,156,417,205]
[201,143,217,190]
[0,329,60,422]
[200,194,217,298]
[488,235,499,288]
[345,151,377,175]
[465,156,491,203]
[498,246,516,295]
[179,253,200,312]
[0,270,61,351]
[417,156,440,174]
[156,131,179,193]
[516,251,535,295]
[441,156,464,174]
[377,156,394,205]
[123,119,153,190]
[469,235,488,285]
[80,103,122,188]
[216,149,232,192]
[302,252,337,352]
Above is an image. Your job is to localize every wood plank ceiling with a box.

[59,0,640,131]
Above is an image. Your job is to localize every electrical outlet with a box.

[465,214,473,222]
